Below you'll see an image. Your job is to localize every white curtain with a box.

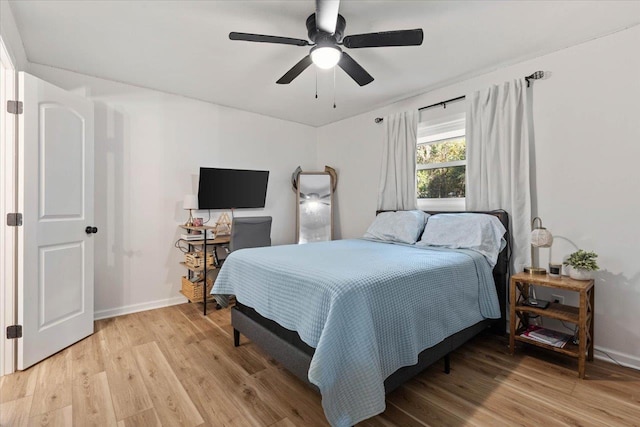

[377,110,418,211]
[466,79,531,273]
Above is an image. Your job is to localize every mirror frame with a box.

[296,172,334,243]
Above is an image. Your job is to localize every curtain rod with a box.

[374,71,544,123]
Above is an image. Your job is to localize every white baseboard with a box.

[594,345,640,371]
[94,296,186,320]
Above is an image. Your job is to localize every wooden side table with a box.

[509,272,594,378]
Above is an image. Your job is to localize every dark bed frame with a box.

[230,210,509,394]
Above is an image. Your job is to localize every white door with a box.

[17,72,94,370]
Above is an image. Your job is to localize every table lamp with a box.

[183,194,198,226]
[524,217,553,275]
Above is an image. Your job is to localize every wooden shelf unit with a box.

[509,272,595,378]
[178,225,230,314]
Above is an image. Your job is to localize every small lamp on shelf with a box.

[524,217,553,275]
[183,194,198,227]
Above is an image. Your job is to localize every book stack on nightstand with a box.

[520,325,572,348]
[509,272,594,378]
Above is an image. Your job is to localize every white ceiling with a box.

[9,0,640,127]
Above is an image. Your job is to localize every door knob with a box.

[85,226,98,234]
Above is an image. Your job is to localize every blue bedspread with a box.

[212,239,500,426]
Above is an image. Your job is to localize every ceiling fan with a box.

[300,192,331,206]
[229,0,423,87]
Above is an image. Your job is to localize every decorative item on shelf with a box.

[193,217,203,227]
[214,212,232,236]
[549,263,562,277]
[565,249,599,280]
[524,217,553,275]
[183,194,198,226]
[185,251,214,270]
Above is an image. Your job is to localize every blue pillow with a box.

[417,213,506,267]
[364,210,430,244]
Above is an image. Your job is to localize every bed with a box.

[212,210,509,426]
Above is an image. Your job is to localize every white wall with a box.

[317,26,640,368]
[0,0,28,70]
[29,63,317,318]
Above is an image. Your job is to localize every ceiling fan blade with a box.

[276,55,313,84]
[229,32,310,46]
[338,52,374,86]
[342,29,423,49]
[315,0,340,34]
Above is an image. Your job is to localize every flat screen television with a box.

[197,167,269,209]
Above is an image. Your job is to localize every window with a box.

[416,114,466,207]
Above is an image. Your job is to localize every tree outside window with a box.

[417,137,466,199]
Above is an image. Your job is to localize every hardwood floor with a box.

[2,303,640,426]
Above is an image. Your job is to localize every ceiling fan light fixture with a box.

[310,45,341,69]
[230,6,422,87]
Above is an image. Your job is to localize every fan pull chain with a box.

[315,68,318,99]
[333,67,336,109]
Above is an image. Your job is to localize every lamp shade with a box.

[183,194,198,210]
[531,228,553,247]
[525,217,552,275]
[530,217,553,248]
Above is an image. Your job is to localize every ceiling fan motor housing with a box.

[306,13,346,44]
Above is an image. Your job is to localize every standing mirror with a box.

[296,172,334,243]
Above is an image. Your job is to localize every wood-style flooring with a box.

[2,303,640,426]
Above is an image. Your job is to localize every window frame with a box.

[416,113,466,210]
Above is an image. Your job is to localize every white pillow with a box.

[417,213,506,267]
[364,210,430,244]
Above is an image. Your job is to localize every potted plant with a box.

[564,249,599,280]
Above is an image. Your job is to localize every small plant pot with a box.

[569,267,594,281]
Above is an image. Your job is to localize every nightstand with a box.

[509,272,594,378]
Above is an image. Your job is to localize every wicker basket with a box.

[181,276,214,301]
[184,251,214,269]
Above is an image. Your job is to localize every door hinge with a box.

[7,100,23,115]
[6,213,23,226]
[6,325,22,339]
